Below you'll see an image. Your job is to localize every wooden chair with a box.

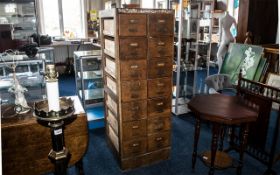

[231,72,280,174]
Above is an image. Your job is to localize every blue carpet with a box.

[58,114,280,175]
[56,74,280,175]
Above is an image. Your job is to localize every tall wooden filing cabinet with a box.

[100,8,174,170]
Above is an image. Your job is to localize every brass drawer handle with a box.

[131,106,139,111]
[157,83,164,87]
[132,143,140,147]
[130,65,139,69]
[156,102,164,106]
[131,81,141,89]
[157,42,165,46]
[132,125,139,129]
[158,19,166,23]
[136,81,141,87]
[129,43,139,47]
[157,63,165,67]
[156,137,163,141]
[129,19,138,24]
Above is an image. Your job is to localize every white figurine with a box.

[8,70,30,113]
[0,50,30,114]
[217,11,237,73]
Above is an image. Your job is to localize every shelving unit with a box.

[74,50,103,108]
[173,0,215,115]
[0,1,37,40]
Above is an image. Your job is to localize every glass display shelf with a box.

[0,1,38,52]
[79,88,104,101]
[74,50,103,108]
[77,70,103,80]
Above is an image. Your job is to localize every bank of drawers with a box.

[101,9,174,170]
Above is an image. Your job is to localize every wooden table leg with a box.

[75,159,84,175]
[192,118,201,170]
[209,123,220,175]
[219,126,225,151]
[237,124,249,175]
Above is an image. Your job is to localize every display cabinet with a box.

[173,0,215,115]
[100,8,174,170]
[74,50,103,108]
[0,49,53,104]
[0,0,37,51]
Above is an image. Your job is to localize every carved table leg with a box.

[192,118,201,170]
[219,126,225,151]
[209,123,220,175]
[237,124,249,175]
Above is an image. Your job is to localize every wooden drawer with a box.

[121,80,147,102]
[148,37,173,58]
[121,147,170,170]
[104,57,116,79]
[148,96,171,117]
[147,132,170,152]
[119,38,147,59]
[122,138,147,158]
[119,14,147,36]
[147,116,170,134]
[121,100,147,122]
[148,59,172,79]
[120,59,147,80]
[104,39,115,58]
[103,19,115,36]
[107,108,118,135]
[122,120,147,141]
[148,14,173,36]
[148,78,171,98]
[106,93,118,114]
[106,75,117,95]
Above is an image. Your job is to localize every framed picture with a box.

[266,73,280,89]
[265,73,280,109]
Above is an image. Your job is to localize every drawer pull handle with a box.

[132,143,140,147]
[132,125,139,129]
[130,65,139,69]
[157,83,164,87]
[129,19,138,24]
[131,106,139,111]
[158,19,166,23]
[156,102,164,106]
[157,63,165,67]
[157,42,165,46]
[131,82,141,89]
[130,43,139,47]
[156,137,163,141]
